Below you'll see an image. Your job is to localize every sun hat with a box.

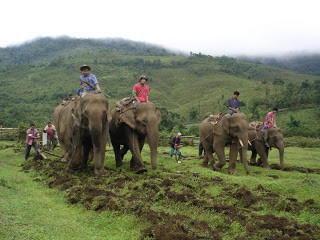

[80,65,91,71]
[139,75,148,82]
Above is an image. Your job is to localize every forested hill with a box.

[237,54,320,76]
[0,37,179,70]
[1,37,320,137]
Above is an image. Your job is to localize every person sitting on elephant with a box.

[262,107,278,147]
[227,91,240,115]
[76,83,84,97]
[79,65,102,93]
[132,75,149,106]
[170,132,182,163]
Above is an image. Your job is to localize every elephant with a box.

[53,93,111,176]
[248,121,284,169]
[109,101,161,173]
[199,112,250,174]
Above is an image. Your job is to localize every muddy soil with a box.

[20,156,320,240]
[270,163,320,175]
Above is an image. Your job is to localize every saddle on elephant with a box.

[248,121,263,131]
[207,112,229,127]
[115,97,135,112]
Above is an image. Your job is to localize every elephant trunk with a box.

[239,136,249,174]
[89,121,105,174]
[277,142,285,170]
[147,125,159,170]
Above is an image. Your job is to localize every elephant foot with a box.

[95,168,107,177]
[257,158,263,166]
[201,162,209,168]
[130,162,136,169]
[228,168,238,175]
[212,163,221,171]
[135,166,147,174]
[263,165,270,169]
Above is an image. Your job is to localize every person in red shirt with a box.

[25,123,40,160]
[132,75,149,105]
[43,121,57,151]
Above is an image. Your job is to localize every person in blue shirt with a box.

[79,65,102,93]
[227,91,240,115]
[76,83,84,97]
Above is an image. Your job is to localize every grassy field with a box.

[1,140,320,239]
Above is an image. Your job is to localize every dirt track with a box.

[21,155,320,240]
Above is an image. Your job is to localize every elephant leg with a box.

[82,142,92,169]
[201,140,214,167]
[250,151,257,165]
[120,145,129,160]
[258,148,270,169]
[228,142,238,175]
[112,142,123,167]
[213,141,226,171]
[59,142,68,162]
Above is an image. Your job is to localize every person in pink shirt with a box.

[25,123,40,160]
[132,75,149,105]
[262,107,278,147]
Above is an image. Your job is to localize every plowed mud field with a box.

[21,148,320,240]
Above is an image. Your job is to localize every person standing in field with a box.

[170,132,182,163]
[132,75,149,106]
[262,107,278,147]
[79,65,102,93]
[227,91,240,115]
[43,121,57,152]
[25,123,40,160]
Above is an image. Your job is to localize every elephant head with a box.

[221,113,250,174]
[265,127,284,169]
[70,93,111,175]
[120,102,161,169]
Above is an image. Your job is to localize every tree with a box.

[189,108,198,121]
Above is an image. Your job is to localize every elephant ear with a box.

[71,104,81,127]
[106,102,112,123]
[121,109,136,130]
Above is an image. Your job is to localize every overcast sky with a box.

[2,0,320,56]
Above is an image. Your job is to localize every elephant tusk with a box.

[248,140,252,146]
[239,139,244,147]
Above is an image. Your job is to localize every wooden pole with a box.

[37,149,47,160]
[42,150,63,158]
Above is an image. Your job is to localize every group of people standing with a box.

[24,122,57,160]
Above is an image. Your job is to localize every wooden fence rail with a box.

[0,127,20,140]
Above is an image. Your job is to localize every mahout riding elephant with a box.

[199,113,250,174]
[248,121,284,169]
[109,101,161,173]
[54,93,111,176]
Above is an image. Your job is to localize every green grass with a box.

[0,142,144,240]
[1,141,320,239]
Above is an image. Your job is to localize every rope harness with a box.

[248,121,265,144]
